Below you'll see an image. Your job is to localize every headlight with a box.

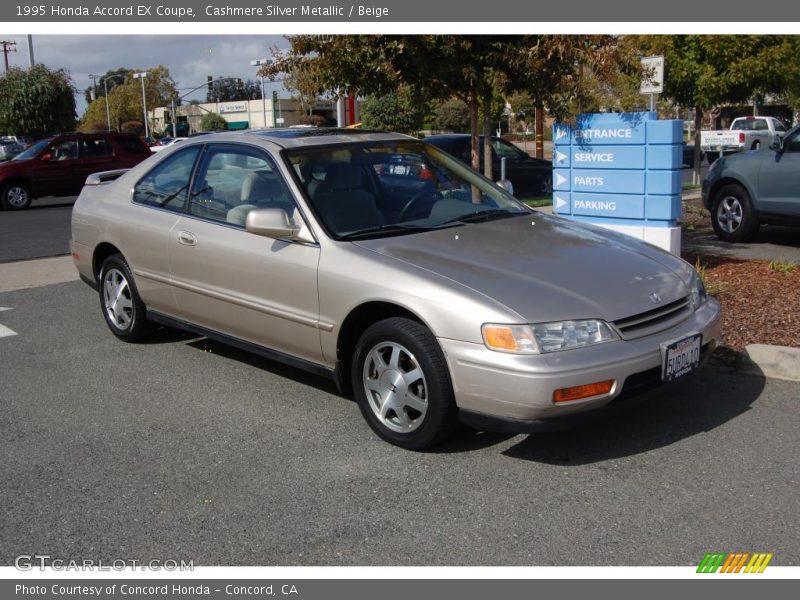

[482,320,617,354]
[689,272,707,310]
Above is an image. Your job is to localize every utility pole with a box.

[1,40,17,73]
[26,35,34,67]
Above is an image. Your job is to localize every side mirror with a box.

[770,137,784,152]
[246,208,301,240]
[40,153,52,161]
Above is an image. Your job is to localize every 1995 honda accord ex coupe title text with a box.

[71,129,722,449]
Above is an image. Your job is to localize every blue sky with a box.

[1,35,291,114]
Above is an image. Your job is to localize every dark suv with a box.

[0,133,151,210]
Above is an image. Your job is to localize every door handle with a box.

[177,231,196,246]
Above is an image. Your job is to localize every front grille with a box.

[613,296,691,338]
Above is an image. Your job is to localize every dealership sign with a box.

[219,101,248,114]
[552,112,683,254]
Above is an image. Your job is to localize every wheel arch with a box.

[92,242,124,280]
[335,301,430,394]
[707,176,756,209]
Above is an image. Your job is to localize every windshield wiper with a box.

[338,223,443,241]
[443,209,525,224]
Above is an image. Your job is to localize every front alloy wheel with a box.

[352,317,458,450]
[711,184,759,242]
[715,195,743,235]
[362,341,429,433]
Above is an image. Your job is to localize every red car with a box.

[0,133,151,210]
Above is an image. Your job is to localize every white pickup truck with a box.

[700,116,788,163]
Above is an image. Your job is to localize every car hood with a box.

[354,213,692,323]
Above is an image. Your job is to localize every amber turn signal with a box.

[553,380,614,403]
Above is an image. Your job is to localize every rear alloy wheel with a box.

[99,254,155,342]
[711,184,759,243]
[352,317,458,450]
[1,182,32,210]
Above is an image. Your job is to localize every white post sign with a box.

[640,55,665,95]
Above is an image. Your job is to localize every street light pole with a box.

[104,79,112,131]
[250,58,272,129]
[133,72,149,140]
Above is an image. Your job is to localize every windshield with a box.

[12,138,51,161]
[285,140,528,239]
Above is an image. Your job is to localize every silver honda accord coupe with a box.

[71,129,722,449]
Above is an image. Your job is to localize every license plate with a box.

[661,333,702,382]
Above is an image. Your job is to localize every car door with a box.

[168,143,324,365]
[756,130,800,216]
[127,144,203,315]
[33,137,83,196]
[76,135,116,182]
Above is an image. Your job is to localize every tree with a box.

[79,66,178,133]
[360,87,424,134]
[632,35,797,180]
[262,35,628,180]
[0,65,76,138]
[84,68,130,105]
[206,77,262,102]
[433,98,470,132]
[506,91,536,132]
[200,112,228,131]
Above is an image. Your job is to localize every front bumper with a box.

[438,298,722,429]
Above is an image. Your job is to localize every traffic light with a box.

[207,76,213,92]
[272,90,278,105]
[236,78,243,94]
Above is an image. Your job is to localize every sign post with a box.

[640,55,664,113]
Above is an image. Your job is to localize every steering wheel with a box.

[398,191,442,222]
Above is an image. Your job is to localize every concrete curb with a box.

[742,344,800,382]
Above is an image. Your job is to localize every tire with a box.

[711,184,760,243]
[1,181,32,210]
[98,254,155,342]
[351,317,458,450]
[752,141,761,150]
[539,172,553,197]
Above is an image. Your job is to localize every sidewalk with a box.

[0,255,78,293]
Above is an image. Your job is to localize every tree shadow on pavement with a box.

[500,365,766,465]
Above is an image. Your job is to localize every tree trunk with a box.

[482,87,494,180]
[534,102,544,159]
[693,106,703,185]
[469,90,480,203]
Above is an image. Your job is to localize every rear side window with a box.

[79,137,112,157]
[115,135,148,155]
[133,146,200,212]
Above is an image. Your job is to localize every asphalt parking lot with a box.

[1,278,799,566]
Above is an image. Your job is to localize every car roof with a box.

[188,127,413,149]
